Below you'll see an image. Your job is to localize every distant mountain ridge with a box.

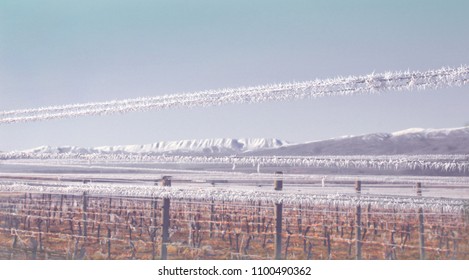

[245,127,469,156]
[21,138,288,156]
[17,127,469,156]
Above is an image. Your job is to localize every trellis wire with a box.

[2,153,469,174]
[1,65,468,124]
[1,183,467,212]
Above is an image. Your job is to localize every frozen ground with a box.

[1,161,469,199]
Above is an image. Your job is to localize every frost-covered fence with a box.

[1,65,468,124]
[2,153,468,175]
[0,184,468,260]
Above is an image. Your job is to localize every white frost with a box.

[1,65,468,124]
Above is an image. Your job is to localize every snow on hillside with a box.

[20,138,289,156]
[95,138,288,155]
[15,127,469,157]
[21,146,96,154]
[246,127,469,156]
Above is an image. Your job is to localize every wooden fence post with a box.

[210,200,215,238]
[416,182,422,196]
[59,194,64,224]
[23,193,28,230]
[417,182,425,260]
[275,202,283,260]
[355,180,362,194]
[355,180,362,260]
[151,198,157,260]
[274,171,283,191]
[356,204,362,260]
[83,192,88,239]
[47,194,51,232]
[161,198,170,260]
[418,208,425,260]
[298,204,303,234]
[107,227,111,259]
[257,201,261,234]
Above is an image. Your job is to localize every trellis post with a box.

[355,180,362,260]
[83,192,88,239]
[151,198,157,259]
[210,200,215,238]
[107,227,111,259]
[161,197,170,260]
[275,202,283,260]
[416,182,422,196]
[59,194,64,223]
[274,171,283,191]
[417,182,425,260]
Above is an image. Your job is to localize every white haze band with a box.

[1,65,468,124]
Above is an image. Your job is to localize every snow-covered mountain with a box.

[17,127,469,156]
[246,127,469,156]
[22,146,95,154]
[21,138,289,156]
[95,138,288,155]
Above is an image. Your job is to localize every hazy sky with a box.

[1,0,469,151]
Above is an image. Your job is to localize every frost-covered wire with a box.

[1,182,467,213]
[1,65,468,124]
[2,152,468,174]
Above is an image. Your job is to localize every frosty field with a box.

[1,66,468,260]
[1,156,468,260]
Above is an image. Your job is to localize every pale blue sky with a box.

[1,0,469,151]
